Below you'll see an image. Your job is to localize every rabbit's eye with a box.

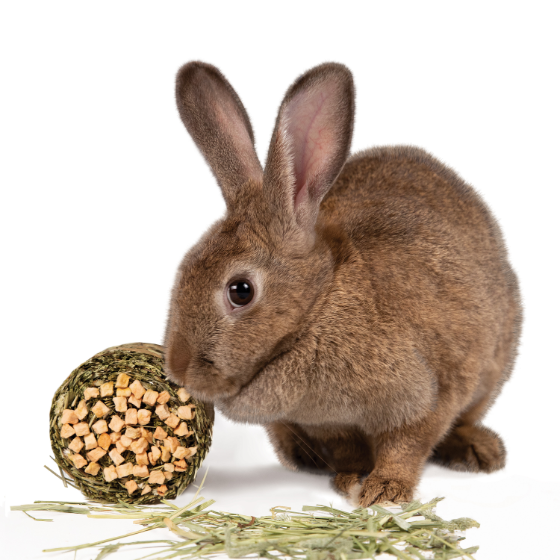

[227,279,254,308]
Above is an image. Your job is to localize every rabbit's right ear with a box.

[176,62,263,208]
[263,63,354,239]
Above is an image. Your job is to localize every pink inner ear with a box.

[213,98,263,183]
[283,81,339,206]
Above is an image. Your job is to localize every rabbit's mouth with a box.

[166,356,242,403]
[189,370,241,402]
[188,359,259,407]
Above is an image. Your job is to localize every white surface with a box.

[1,1,559,559]
[2,415,560,559]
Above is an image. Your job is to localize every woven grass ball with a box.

[50,343,213,504]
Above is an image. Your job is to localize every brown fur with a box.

[164,61,522,506]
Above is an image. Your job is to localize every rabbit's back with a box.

[319,146,521,420]
[324,146,508,259]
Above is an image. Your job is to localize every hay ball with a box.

[50,343,213,504]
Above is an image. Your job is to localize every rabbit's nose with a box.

[164,330,191,384]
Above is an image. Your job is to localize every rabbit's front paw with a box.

[333,472,363,506]
[358,475,413,506]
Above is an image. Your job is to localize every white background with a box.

[1,2,559,559]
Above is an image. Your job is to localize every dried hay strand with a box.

[49,342,213,504]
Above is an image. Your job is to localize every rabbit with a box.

[163,61,522,506]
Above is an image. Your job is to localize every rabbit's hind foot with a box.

[430,424,506,473]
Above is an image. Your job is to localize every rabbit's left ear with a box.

[176,62,263,209]
[264,63,354,236]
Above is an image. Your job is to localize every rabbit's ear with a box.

[264,63,354,235]
[176,62,263,208]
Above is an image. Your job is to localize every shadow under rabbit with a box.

[195,463,332,494]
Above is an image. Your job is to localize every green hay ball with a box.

[49,343,213,504]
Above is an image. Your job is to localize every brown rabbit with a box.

[164,61,522,506]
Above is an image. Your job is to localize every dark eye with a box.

[227,279,254,308]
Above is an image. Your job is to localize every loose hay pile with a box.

[12,494,481,559]
[50,343,213,504]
